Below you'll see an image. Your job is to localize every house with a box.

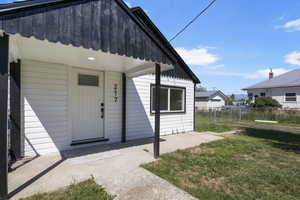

[243,69,300,110]
[0,0,200,197]
[232,94,248,106]
[195,90,227,110]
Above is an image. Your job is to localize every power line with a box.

[169,0,217,42]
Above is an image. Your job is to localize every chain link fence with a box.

[197,108,300,126]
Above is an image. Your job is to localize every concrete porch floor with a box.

[8,132,223,200]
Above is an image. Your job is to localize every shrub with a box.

[251,97,282,109]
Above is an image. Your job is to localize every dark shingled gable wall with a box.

[0,0,173,65]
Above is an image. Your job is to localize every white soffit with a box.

[126,63,173,78]
[9,34,173,74]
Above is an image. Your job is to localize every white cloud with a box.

[285,51,300,66]
[244,68,291,79]
[197,68,291,80]
[175,47,219,66]
[208,64,225,70]
[276,18,300,32]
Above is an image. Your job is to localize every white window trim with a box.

[284,92,297,103]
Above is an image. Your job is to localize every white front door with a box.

[72,68,104,141]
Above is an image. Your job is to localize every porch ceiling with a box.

[9,34,173,76]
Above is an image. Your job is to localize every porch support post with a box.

[122,73,126,143]
[0,33,9,200]
[10,60,22,159]
[194,83,196,131]
[154,63,161,159]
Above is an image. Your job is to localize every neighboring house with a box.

[232,94,248,106]
[195,90,227,110]
[0,0,200,160]
[243,69,300,110]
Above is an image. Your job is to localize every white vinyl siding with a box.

[195,95,225,110]
[126,75,194,140]
[206,96,225,109]
[247,87,300,109]
[21,59,195,157]
[22,61,125,157]
[22,60,70,157]
[104,72,123,143]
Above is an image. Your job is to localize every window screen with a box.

[285,93,297,102]
[78,74,99,86]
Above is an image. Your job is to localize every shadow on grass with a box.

[244,128,300,154]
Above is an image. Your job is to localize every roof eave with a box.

[243,85,300,90]
[131,7,201,84]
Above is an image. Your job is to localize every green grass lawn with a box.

[195,115,237,133]
[142,129,300,200]
[21,179,113,200]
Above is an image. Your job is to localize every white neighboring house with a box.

[0,1,200,158]
[195,90,227,110]
[243,69,300,110]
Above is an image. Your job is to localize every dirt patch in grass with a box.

[190,147,215,154]
[202,176,226,191]
[143,128,300,200]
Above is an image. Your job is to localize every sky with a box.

[2,0,300,94]
[124,0,300,94]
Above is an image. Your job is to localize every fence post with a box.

[214,109,217,123]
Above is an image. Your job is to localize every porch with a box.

[0,0,198,199]
[8,132,223,200]
[1,27,172,200]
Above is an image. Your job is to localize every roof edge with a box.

[243,85,300,90]
[131,7,200,84]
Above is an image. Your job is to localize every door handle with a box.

[101,108,104,119]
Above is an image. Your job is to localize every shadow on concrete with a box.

[9,76,162,198]
[8,158,65,199]
[8,136,166,199]
[9,136,40,173]
[62,137,166,159]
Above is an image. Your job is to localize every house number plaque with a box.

[114,84,118,102]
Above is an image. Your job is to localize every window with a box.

[78,74,99,86]
[211,99,221,102]
[151,85,185,113]
[260,93,266,97]
[285,93,297,102]
[248,93,253,100]
[170,88,184,111]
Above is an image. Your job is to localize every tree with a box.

[226,95,234,105]
[251,97,282,109]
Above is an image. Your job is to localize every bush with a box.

[251,97,282,109]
